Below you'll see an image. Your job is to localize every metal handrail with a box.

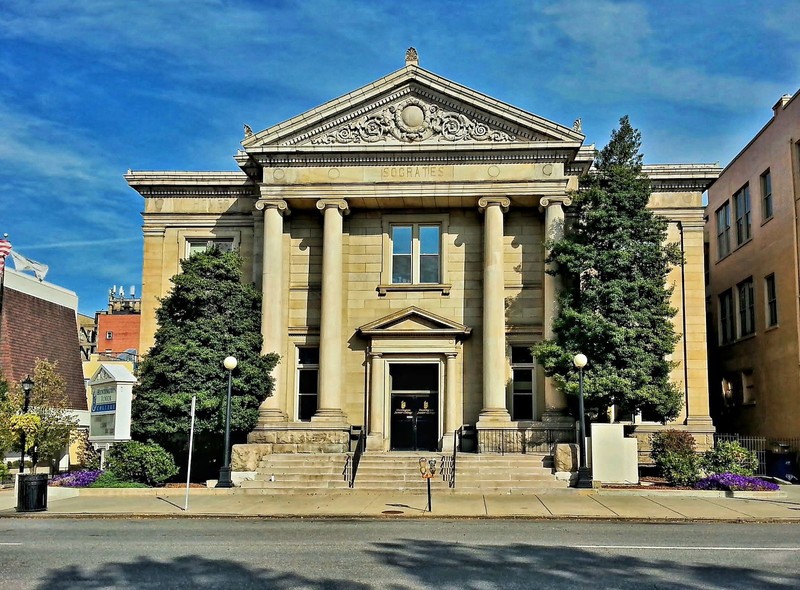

[440,426,460,488]
[348,429,366,488]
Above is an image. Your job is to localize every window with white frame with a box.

[761,169,773,220]
[106,331,113,340]
[719,289,734,344]
[510,346,535,420]
[716,202,731,258]
[765,273,778,327]
[734,185,751,245]
[390,224,441,284]
[296,347,319,421]
[186,238,235,257]
[737,277,755,337]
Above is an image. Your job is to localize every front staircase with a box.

[240,451,569,494]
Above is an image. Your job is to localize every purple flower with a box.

[695,473,780,492]
[50,470,103,488]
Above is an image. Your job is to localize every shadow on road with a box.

[35,555,371,589]
[366,539,798,589]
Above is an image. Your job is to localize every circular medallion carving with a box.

[542,164,553,176]
[488,165,500,178]
[273,168,285,180]
[401,105,425,128]
[328,168,340,179]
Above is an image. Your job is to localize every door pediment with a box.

[357,306,471,340]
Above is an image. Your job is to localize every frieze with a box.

[310,96,517,145]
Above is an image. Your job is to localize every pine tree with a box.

[132,248,277,478]
[535,116,683,422]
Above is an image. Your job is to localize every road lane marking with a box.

[575,545,800,551]
[0,543,22,546]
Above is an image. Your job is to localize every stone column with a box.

[255,198,289,423]
[540,196,573,421]
[678,219,715,430]
[312,199,349,424]
[442,352,460,451]
[367,352,384,451]
[477,197,511,424]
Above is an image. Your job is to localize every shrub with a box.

[88,471,147,488]
[695,473,779,492]
[105,441,178,487]
[658,451,700,486]
[75,430,101,471]
[702,441,757,476]
[0,462,9,481]
[650,430,699,485]
[650,429,696,461]
[50,469,103,487]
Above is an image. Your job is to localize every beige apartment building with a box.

[126,51,718,463]
[707,90,800,440]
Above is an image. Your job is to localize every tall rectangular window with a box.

[765,273,778,327]
[738,278,755,337]
[761,169,773,220]
[719,289,734,344]
[716,202,731,258]
[297,347,319,421]
[391,225,412,284]
[390,223,440,284]
[734,185,751,245]
[510,346,535,420]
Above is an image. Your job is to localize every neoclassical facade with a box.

[127,51,719,459]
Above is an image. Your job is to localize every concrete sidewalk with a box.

[2,485,800,521]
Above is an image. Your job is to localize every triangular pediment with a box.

[242,65,583,151]
[358,306,471,338]
[89,364,136,386]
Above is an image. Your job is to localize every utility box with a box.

[589,423,639,484]
[87,364,136,466]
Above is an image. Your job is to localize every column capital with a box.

[444,352,458,360]
[316,198,349,215]
[368,351,383,359]
[478,197,510,213]
[539,196,573,210]
[255,198,290,215]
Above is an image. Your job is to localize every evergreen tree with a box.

[132,248,277,478]
[535,116,683,422]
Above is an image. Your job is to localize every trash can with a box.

[459,425,476,453]
[16,474,48,512]
[766,445,798,483]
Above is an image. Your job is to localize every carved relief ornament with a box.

[311,97,516,145]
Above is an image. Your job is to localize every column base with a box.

[476,408,511,426]
[311,409,348,427]
[441,431,457,453]
[256,408,288,425]
[366,433,384,452]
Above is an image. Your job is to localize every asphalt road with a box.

[2,518,800,589]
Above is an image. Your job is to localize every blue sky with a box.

[1,0,798,316]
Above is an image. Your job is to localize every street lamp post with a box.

[19,376,34,474]
[216,356,238,489]
[572,354,592,488]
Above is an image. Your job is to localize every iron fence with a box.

[714,434,800,477]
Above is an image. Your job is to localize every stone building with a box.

[126,51,718,464]
[706,89,800,440]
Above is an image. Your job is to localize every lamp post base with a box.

[575,467,593,489]
[215,466,234,488]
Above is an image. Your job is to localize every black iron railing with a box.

[440,426,460,488]
[476,427,575,455]
[345,429,366,488]
[713,434,800,477]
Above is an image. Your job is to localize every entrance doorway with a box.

[389,363,439,451]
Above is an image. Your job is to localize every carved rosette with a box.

[311,97,516,145]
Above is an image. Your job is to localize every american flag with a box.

[0,238,11,279]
